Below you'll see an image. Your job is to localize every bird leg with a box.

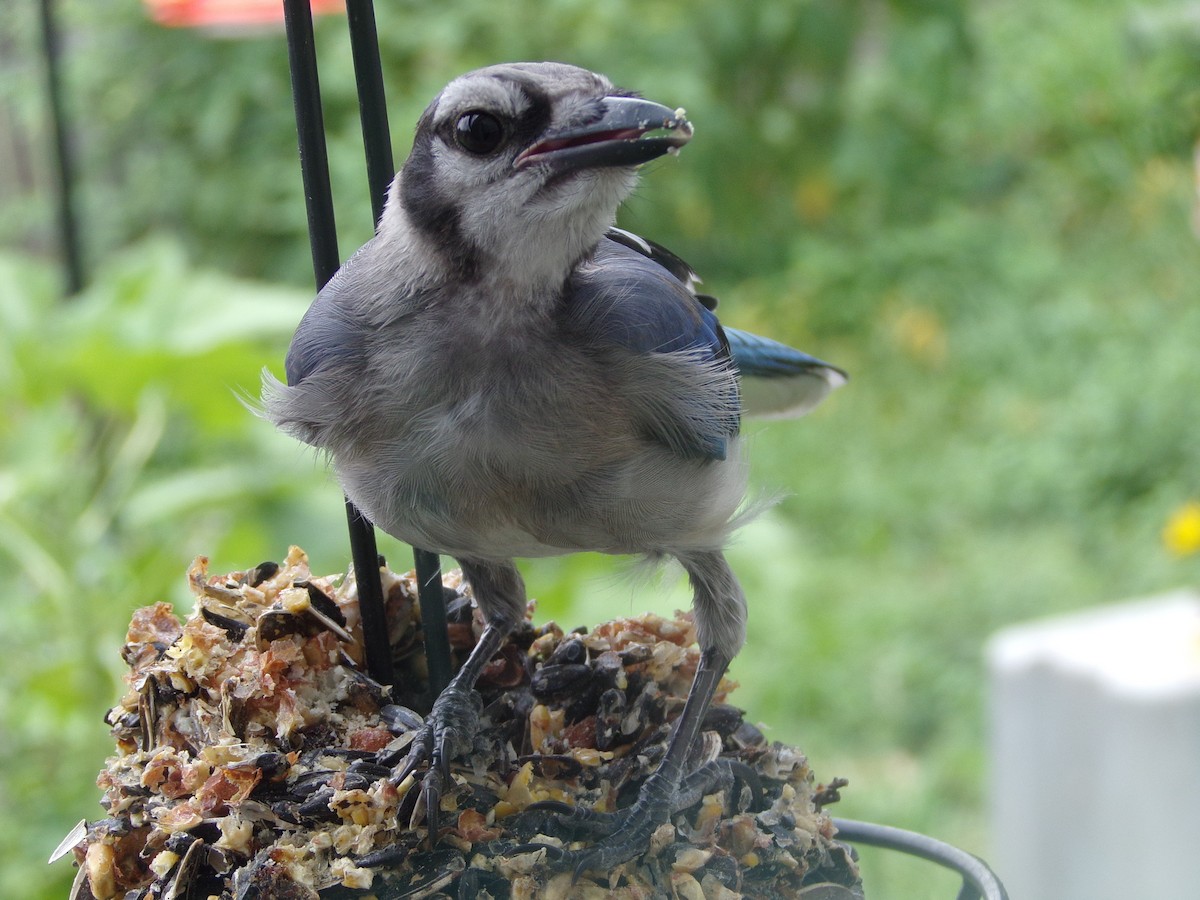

[389,619,507,842]
[530,646,731,879]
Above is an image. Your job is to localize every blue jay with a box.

[263,62,845,874]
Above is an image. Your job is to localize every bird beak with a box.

[515,96,693,172]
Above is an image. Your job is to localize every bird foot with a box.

[534,783,674,880]
[524,759,758,880]
[387,684,483,841]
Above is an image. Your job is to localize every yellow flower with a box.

[793,171,835,225]
[889,305,948,368]
[1163,502,1200,557]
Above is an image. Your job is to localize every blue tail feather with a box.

[726,327,847,418]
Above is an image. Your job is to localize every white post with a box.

[987,592,1200,900]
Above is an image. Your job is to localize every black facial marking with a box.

[506,78,554,149]
[400,127,481,281]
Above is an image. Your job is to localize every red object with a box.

[145,0,345,29]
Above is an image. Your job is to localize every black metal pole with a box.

[281,2,338,280]
[343,0,452,701]
[343,0,394,221]
[37,0,83,296]
[281,0,394,687]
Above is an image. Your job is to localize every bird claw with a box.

[560,800,671,880]
[523,758,762,879]
[386,685,483,843]
[526,779,673,877]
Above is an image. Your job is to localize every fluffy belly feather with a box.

[335,432,748,563]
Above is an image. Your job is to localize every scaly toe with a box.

[383,685,483,837]
[556,803,668,879]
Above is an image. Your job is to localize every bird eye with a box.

[454,111,505,155]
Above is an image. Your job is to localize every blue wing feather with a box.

[564,237,737,460]
[575,239,727,359]
[593,227,847,420]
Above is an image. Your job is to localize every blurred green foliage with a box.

[3,0,1200,896]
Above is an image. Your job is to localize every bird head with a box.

[386,62,693,289]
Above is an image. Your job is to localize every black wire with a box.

[281,0,339,285]
[282,0,394,687]
[411,548,452,701]
[37,0,83,296]
[832,818,1009,900]
[344,0,393,222]
[343,1,452,701]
